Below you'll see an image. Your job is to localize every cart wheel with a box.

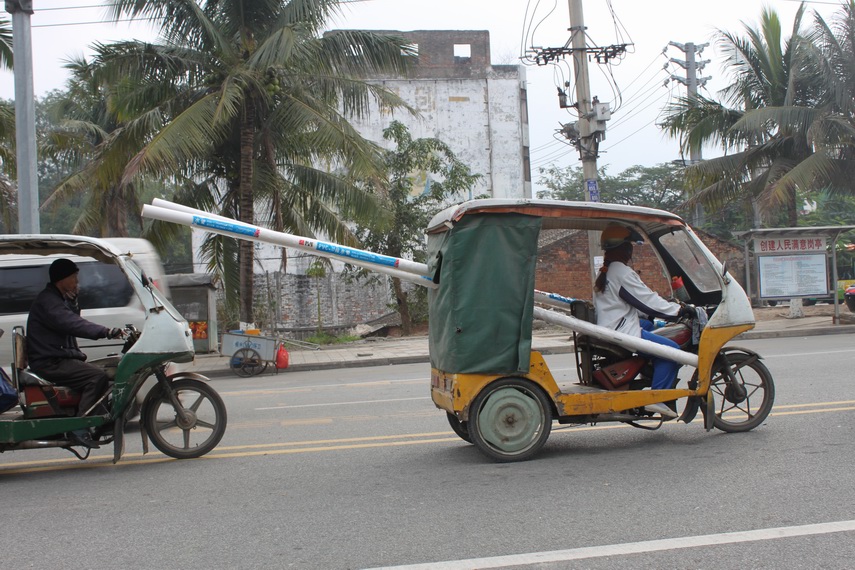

[709,352,775,433]
[446,412,472,443]
[230,348,267,377]
[468,377,552,462]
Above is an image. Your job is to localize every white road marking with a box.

[221,377,426,396]
[763,348,855,358]
[255,396,431,410]
[366,520,855,570]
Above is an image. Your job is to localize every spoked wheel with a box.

[143,378,227,459]
[446,412,472,443]
[707,351,775,433]
[468,378,552,462]
[231,348,267,377]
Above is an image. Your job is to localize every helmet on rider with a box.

[600,223,644,250]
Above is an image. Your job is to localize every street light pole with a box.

[6,0,39,233]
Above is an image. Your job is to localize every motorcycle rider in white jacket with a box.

[593,224,695,418]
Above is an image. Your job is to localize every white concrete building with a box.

[343,29,533,200]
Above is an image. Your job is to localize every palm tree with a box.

[100,0,415,322]
[0,16,15,231]
[661,5,818,227]
[0,16,11,70]
[40,56,151,237]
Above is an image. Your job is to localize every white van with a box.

[0,237,170,371]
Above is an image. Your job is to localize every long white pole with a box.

[145,201,698,367]
[141,203,436,288]
[532,306,698,367]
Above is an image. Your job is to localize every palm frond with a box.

[0,17,12,71]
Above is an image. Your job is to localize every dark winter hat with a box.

[49,258,79,283]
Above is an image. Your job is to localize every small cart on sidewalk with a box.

[223,332,280,377]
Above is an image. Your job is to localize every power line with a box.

[32,17,153,29]
[29,3,120,11]
[530,138,566,155]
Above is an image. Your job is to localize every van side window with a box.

[77,263,135,310]
[0,265,46,314]
[0,261,134,315]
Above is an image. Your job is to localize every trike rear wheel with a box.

[143,378,227,459]
[446,412,472,443]
[468,378,552,462]
[707,352,775,433]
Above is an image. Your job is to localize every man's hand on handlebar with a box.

[678,303,697,320]
[108,327,126,339]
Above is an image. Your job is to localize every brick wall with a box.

[252,272,395,331]
[535,229,744,301]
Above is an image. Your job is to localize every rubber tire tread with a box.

[142,378,227,459]
[468,377,552,462]
[711,352,775,433]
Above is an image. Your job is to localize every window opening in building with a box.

[454,43,471,61]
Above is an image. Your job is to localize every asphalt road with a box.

[1,335,854,569]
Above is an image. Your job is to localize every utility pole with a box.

[527,0,625,283]
[568,0,599,204]
[568,0,607,280]
[5,0,39,233]
[669,41,710,226]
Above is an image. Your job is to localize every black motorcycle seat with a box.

[576,335,633,359]
[17,369,54,388]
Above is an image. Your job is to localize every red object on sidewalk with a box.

[276,344,290,370]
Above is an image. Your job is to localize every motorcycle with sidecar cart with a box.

[0,236,227,463]
[142,198,774,463]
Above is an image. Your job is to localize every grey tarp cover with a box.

[427,213,542,374]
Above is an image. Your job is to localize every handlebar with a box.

[121,324,142,354]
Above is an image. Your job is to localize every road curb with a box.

[202,344,577,378]
[195,326,852,379]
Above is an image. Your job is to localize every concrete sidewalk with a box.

[178,315,855,379]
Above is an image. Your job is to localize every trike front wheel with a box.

[707,351,775,433]
[143,378,227,459]
[468,378,552,462]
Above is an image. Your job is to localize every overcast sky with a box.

[0,0,844,187]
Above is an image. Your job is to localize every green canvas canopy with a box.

[427,213,542,374]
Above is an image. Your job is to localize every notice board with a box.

[758,254,828,298]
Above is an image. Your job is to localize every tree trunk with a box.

[238,99,255,323]
[788,297,804,319]
[392,277,412,335]
[104,185,129,237]
[786,188,798,227]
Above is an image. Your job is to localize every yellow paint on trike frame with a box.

[431,322,753,421]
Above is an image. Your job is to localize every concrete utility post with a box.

[6,0,39,233]
[669,41,710,226]
[567,0,598,203]
[567,0,602,281]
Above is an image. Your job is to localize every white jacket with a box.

[594,261,681,338]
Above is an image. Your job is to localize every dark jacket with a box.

[26,282,110,369]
